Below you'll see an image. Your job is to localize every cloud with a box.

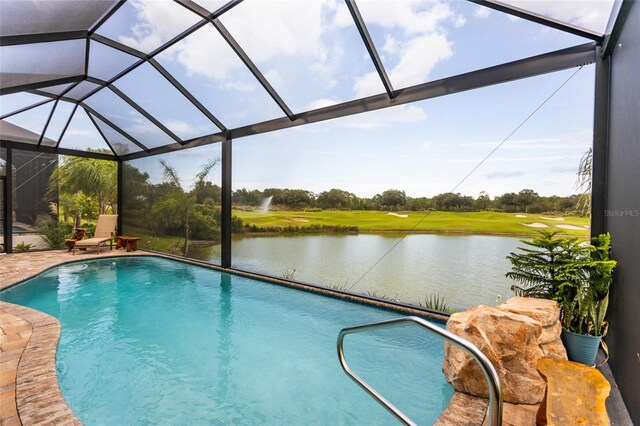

[499,0,613,33]
[306,98,340,110]
[355,1,454,35]
[440,155,580,163]
[454,15,467,28]
[474,6,491,19]
[353,0,455,94]
[298,103,428,131]
[461,131,592,150]
[485,171,524,179]
[164,120,203,137]
[353,71,384,98]
[549,166,576,174]
[118,0,201,52]
[388,33,452,88]
[66,129,97,138]
[336,104,427,129]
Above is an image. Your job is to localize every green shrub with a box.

[420,294,451,312]
[14,242,33,253]
[37,217,72,249]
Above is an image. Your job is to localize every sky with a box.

[1,0,615,198]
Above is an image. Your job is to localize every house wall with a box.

[605,2,640,423]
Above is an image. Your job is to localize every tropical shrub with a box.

[506,231,616,336]
[37,217,72,249]
[14,242,33,252]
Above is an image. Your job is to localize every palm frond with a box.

[160,160,181,187]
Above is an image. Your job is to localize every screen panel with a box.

[122,144,223,265]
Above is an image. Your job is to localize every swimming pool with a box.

[1,256,453,425]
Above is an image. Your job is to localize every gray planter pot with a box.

[561,329,602,366]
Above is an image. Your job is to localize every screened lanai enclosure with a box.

[1,0,639,422]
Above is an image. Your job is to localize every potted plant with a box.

[506,231,616,365]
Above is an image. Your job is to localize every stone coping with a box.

[0,302,81,425]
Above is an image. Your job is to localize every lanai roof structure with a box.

[1,0,639,423]
[0,0,627,161]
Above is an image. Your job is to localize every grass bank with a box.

[233,210,590,237]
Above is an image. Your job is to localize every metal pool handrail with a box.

[337,316,503,426]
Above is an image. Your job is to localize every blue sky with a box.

[2,0,614,198]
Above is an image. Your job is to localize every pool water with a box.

[1,257,453,425]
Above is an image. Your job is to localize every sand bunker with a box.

[540,216,565,221]
[556,224,587,230]
[515,214,527,218]
[387,212,409,218]
[291,218,309,223]
[522,222,549,228]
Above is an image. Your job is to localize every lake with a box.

[192,234,524,310]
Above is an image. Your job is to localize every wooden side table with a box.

[116,236,141,252]
[65,228,86,251]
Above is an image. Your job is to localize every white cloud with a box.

[353,0,455,93]
[264,68,284,88]
[165,120,198,137]
[388,33,452,88]
[500,0,614,33]
[118,0,200,52]
[355,0,454,35]
[330,104,427,129]
[353,71,384,98]
[382,35,400,55]
[454,15,467,28]
[485,170,524,179]
[66,129,97,138]
[474,6,491,19]
[306,98,340,110]
[461,131,592,150]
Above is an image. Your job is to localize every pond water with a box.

[191,234,524,309]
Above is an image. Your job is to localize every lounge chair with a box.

[73,215,117,255]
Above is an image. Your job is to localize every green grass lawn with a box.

[233,210,590,237]
[125,225,184,252]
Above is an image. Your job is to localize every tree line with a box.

[222,187,582,215]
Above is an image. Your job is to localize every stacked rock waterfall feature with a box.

[442,297,567,404]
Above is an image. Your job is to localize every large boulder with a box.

[442,297,566,404]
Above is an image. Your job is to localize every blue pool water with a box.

[1,257,453,425]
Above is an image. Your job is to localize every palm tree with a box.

[48,155,117,226]
[575,147,592,217]
[153,158,218,257]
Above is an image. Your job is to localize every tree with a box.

[317,188,357,209]
[506,231,586,298]
[380,189,406,210]
[517,189,539,213]
[496,192,519,212]
[432,192,473,211]
[475,191,492,210]
[48,155,117,226]
[153,158,218,257]
[575,147,592,217]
